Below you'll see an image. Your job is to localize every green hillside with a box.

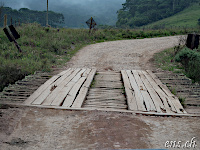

[146,3,200,29]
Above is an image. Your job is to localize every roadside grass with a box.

[0,23,199,92]
[154,48,185,73]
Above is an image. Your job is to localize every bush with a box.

[175,48,200,82]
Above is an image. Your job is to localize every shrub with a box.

[175,48,200,82]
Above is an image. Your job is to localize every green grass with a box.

[145,3,200,29]
[179,97,186,108]
[154,48,185,73]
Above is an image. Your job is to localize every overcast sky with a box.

[2,0,125,11]
[1,0,125,27]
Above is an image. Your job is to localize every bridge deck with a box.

[23,68,188,116]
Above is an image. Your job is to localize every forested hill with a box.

[117,0,200,28]
[0,7,64,27]
[2,0,125,28]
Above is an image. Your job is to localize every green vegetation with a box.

[175,48,200,82]
[179,96,186,107]
[0,7,64,27]
[154,48,185,72]
[154,44,200,83]
[146,4,200,29]
[170,87,177,95]
[117,0,200,28]
[0,23,199,92]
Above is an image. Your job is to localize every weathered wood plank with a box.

[54,68,73,86]
[50,69,86,106]
[136,70,157,111]
[172,97,187,113]
[84,101,126,105]
[146,70,174,97]
[146,70,186,114]
[24,75,60,105]
[86,98,126,102]
[126,70,146,111]
[139,71,163,113]
[89,88,122,92]
[71,69,97,108]
[121,70,138,111]
[61,77,87,107]
[87,94,124,99]
[146,70,181,113]
[57,69,72,76]
[41,69,80,105]
[83,104,128,109]
[143,71,174,113]
[132,70,155,111]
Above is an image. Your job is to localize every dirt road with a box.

[67,36,182,71]
[1,36,200,150]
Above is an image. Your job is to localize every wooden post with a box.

[4,14,7,27]
[47,0,49,26]
[89,17,92,33]
[186,34,200,50]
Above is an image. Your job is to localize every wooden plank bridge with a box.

[22,68,190,116]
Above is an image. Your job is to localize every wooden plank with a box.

[172,97,187,113]
[84,101,126,105]
[54,68,73,86]
[41,69,81,106]
[146,70,174,97]
[88,92,123,96]
[84,101,127,105]
[146,70,181,113]
[95,77,121,81]
[82,68,92,77]
[24,75,60,105]
[139,71,163,113]
[89,88,122,93]
[146,70,186,114]
[87,95,125,100]
[136,70,157,112]
[50,69,87,106]
[126,70,146,111]
[83,105,128,109]
[34,69,77,105]
[121,70,138,111]
[143,71,174,113]
[11,103,200,117]
[71,69,97,108]
[132,70,155,111]
[57,69,72,76]
[86,98,126,101]
[61,77,87,107]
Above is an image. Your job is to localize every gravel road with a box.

[0,36,199,150]
[67,36,181,71]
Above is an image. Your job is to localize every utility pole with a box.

[4,14,7,27]
[47,0,49,26]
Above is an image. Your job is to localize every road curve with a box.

[67,36,181,71]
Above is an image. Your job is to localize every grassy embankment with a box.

[154,46,200,83]
[145,3,200,29]
[0,23,200,91]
